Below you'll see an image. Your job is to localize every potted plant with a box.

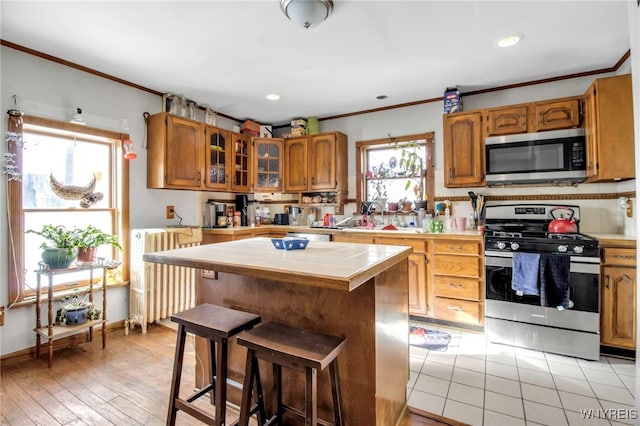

[397,144,426,209]
[74,225,122,265]
[55,294,101,325]
[27,225,81,269]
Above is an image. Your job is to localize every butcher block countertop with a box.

[587,233,637,248]
[143,237,411,291]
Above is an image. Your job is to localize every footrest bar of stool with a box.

[228,401,268,426]
[281,403,335,426]
[185,384,214,403]
[174,398,216,424]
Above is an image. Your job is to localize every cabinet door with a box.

[253,138,283,192]
[531,99,580,132]
[230,133,252,192]
[583,74,635,182]
[442,112,485,187]
[165,116,204,188]
[408,253,429,315]
[601,266,636,349]
[309,133,337,190]
[284,137,308,192]
[485,106,528,136]
[204,126,231,190]
[332,233,375,244]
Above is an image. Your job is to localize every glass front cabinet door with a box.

[231,133,252,192]
[253,138,283,192]
[205,126,231,190]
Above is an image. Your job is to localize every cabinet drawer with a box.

[433,254,481,277]
[433,240,480,255]
[376,237,426,254]
[603,248,636,267]
[434,297,482,325]
[434,276,481,300]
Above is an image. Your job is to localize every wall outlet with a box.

[166,205,175,219]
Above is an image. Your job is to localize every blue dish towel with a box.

[511,252,541,296]
[539,254,571,309]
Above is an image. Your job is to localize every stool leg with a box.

[273,364,282,425]
[252,359,267,424]
[214,338,227,426]
[239,349,256,426]
[329,361,343,426]
[166,324,187,426]
[209,339,216,404]
[304,367,318,426]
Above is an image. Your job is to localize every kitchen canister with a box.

[306,116,319,135]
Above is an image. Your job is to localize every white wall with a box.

[0,32,636,356]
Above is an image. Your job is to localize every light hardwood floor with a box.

[1,325,466,425]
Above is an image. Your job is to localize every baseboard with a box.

[0,320,125,366]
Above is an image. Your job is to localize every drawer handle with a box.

[449,283,463,288]
[448,305,462,311]
[613,255,635,259]
[531,313,545,318]
[448,246,463,251]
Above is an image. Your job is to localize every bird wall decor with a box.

[48,173,104,208]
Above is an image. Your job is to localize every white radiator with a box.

[128,227,201,334]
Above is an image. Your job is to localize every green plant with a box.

[27,225,81,255]
[372,179,388,200]
[396,145,425,200]
[55,294,101,325]
[74,225,122,250]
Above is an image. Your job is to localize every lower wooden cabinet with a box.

[601,247,636,350]
[432,239,484,325]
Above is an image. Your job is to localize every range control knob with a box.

[573,245,584,254]
[557,245,568,253]
[510,242,520,251]
[497,242,507,250]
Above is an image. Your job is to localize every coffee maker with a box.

[203,200,229,228]
[235,194,249,227]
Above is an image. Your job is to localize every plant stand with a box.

[34,262,109,367]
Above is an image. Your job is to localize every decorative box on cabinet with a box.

[431,238,483,325]
[147,113,204,189]
[601,246,636,350]
[442,111,485,188]
[34,264,109,367]
[582,74,635,182]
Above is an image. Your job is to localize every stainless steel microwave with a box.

[485,128,586,186]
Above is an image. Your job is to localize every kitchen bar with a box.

[143,237,412,425]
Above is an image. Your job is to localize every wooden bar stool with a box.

[167,303,264,426]
[236,321,347,426]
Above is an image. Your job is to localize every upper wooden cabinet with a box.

[231,133,252,192]
[204,126,231,191]
[442,111,485,187]
[253,138,283,192]
[530,98,580,132]
[147,113,205,189]
[283,131,348,193]
[582,74,635,182]
[485,105,528,136]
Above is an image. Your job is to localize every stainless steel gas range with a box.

[483,204,601,360]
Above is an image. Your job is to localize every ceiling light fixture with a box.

[497,34,522,48]
[280,0,333,29]
[266,94,281,101]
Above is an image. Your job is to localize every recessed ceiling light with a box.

[376,95,388,100]
[266,94,280,101]
[497,34,522,48]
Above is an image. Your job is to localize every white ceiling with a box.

[0,1,631,126]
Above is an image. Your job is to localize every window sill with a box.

[9,280,130,309]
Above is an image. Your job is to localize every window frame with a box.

[7,114,130,305]
[355,132,435,212]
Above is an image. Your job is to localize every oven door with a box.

[485,251,600,323]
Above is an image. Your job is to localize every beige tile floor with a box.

[407,322,637,426]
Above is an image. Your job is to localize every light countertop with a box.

[143,237,412,291]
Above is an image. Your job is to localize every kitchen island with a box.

[143,237,412,425]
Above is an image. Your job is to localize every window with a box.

[7,115,129,305]
[356,132,435,212]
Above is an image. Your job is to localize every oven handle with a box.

[485,252,600,274]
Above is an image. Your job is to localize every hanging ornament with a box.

[2,153,20,181]
[123,139,137,160]
[48,173,104,208]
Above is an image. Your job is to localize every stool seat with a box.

[167,303,262,426]
[237,322,346,426]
